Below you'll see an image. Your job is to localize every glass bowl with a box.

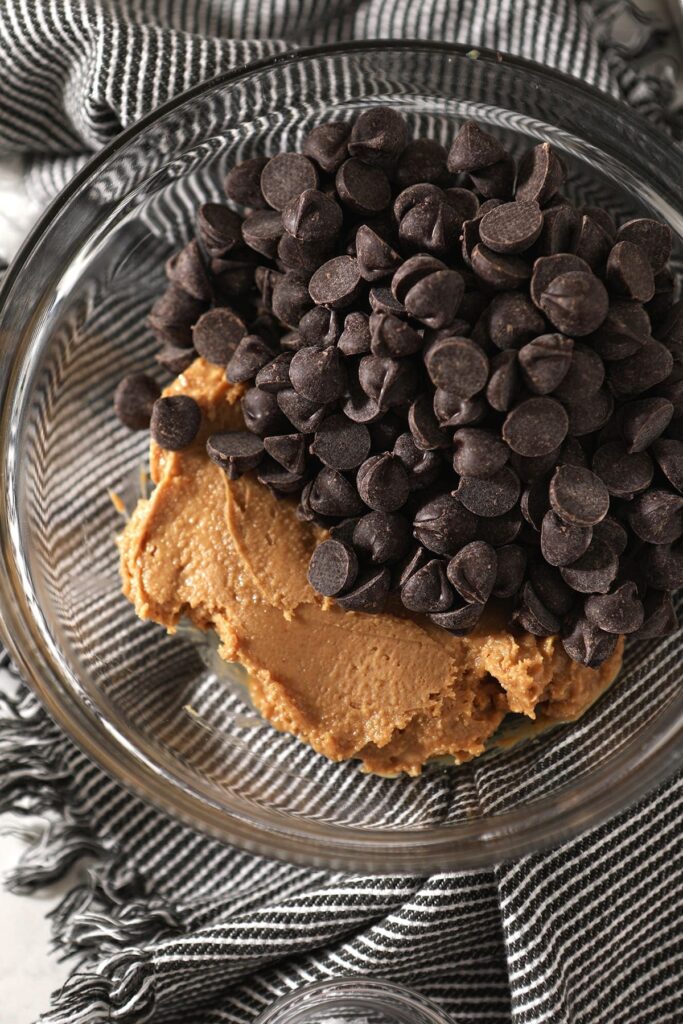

[253,978,453,1024]
[0,42,682,873]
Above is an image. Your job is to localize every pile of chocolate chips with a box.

[114,109,683,667]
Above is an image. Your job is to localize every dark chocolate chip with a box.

[513,582,561,637]
[156,345,196,374]
[590,300,650,361]
[552,343,605,403]
[503,397,569,456]
[515,143,565,205]
[512,448,562,483]
[277,233,330,277]
[469,157,516,200]
[444,186,480,222]
[396,138,449,189]
[224,156,269,209]
[541,509,593,566]
[452,428,509,478]
[369,286,406,317]
[572,214,612,272]
[549,464,610,526]
[476,506,523,546]
[486,351,520,413]
[338,311,372,355]
[479,200,543,254]
[391,254,446,303]
[302,121,351,173]
[447,541,497,604]
[150,395,201,450]
[592,441,653,496]
[562,615,618,667]
[492,544,527,598]
[404,270,465,330]
[521,477,550,530]
[308,255,363,309]
[358,354,417,410]
[148,285,206,345]
[487,292,545,349]
[335,158,392,215]
[448,121,506,172]
[310,414,371,470]
[329,517,360,546]
[430,601,484,634]
[256,461,303,497]
[309,467,366,518]
[585,582,644,634]
[529,253,590,308]
[527,558,575,616]
[278,388,327,432]
[114,374,161,430]
[534,204,580,256]
[635,589,679,639]
[206,431,265,479]
[407,394,449,451]
[395,545,431,588]
[197,203,243,257]
[356,453,411,512]
[434,389,486,427]
[393,184,445,223]
[606,240,655,303]
[581,207,616,238]
[290,346,347,404]
[652,438,683,492]
[227,334,275,383]
[628,490,683,545]
[167,239,212,302]
[355,225,402,282]
[471,244,530,291]
[281,188,343,243]
[211,255,256,298]
[370,412,405,451]
[192,307,246,365]
[393,432,442,490]
[642,543,683,590]
[398,199,461,257]
[518,334,573,394]
[260,153,318,211]
[455,467,520,518]
[560,538,618,594]
[353,511,411,565]
[607,338,674,396]
[616,218,672,275]
[539,271,608,336]
[370,313,423,358]
[298,306,342,348]
[335,566,391,611]
[263,432,306,475]
[413,493,478,556]
[271,273,314,328]
[592,516,628,556]
[564,388,614,437]
[425,337,489,398]
[401,558,454,613]
[342,377,382,424]
[241,388,289,437]
[307,539,358,596]
[348,106,408,167]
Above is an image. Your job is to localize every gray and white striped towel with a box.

[0,2,682,1023]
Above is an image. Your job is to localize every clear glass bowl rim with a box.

[1,40,682,873]
[253,977,453,1023]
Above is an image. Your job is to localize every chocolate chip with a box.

[549,464,610,526]
[593,441,653,497]
[277,389,327,433]
[413,493,478,556]
[503,397,569,457]
[148,285,206,345]
[471,244,530,291]
[150,395,201,450]
[281,188,343,245]
[353,511,411,564]
[515,143,565,205]
[263,432,306,475]
[298,306,342,348]
[404,270,465,330]
[434,390,486,427]
[539,271,608,336]
[592,516,628,556]
[448,121,506,172]
[487,292,545,349]
[206,431,265,479]
[479,200,543,254]
[211,255,256,298]
[616,218,672,274]
[307,539,358,596]
[192,308,246,365]
[358,354,417,410]
[425,337,489,398]
[469,157,516,200]
[534,204,580,256]
[393,432,442,490]
[401,558,454,613]
[168,239,212,302]
[444,187,479,222]
[338,311,371,355]
[241,388,289,437]
[582,206,616,238]
[398,199,461,258]
[370,412,405,452]
[652,438,683,492]
[391,254,446,303]
[370,313,423,358]
[492,544,527,598]
[452,428,509,478]
[606,240,655,303]
[532,252,589,307]
[607,338,674,396]
[486,351,520,413]
[368,286,406,317]
[643,543,683,590]
[404,394,447,452]
[527,558,575,615]
[156,345,196,374]
[335,158,391,215]
[518,334,573,394]
[396,138,449,188]
[513,582,561,637]
[356,453,410,512]
[393,184,445,223]
[309,467,366,517]
[227,334,275,383]
[521,477,549,530]
[114,374,161,430]
[476,506,523,546]
[590,300,650,361]
[446,541,497,604]
[335,566,391,611]
[565,388,614,437]
[541,509,593,566]
[271,273,314,328]
[260,153,318,211]
[572,214,611,273]
[636,589,678,639]
[585,582,644,634]
[658,379,683,418]
[310,414,371,470]
[395,545,431,589]
[197,203,243,257]
[455,467,520,518]
[277,233,329,277]
[308,255,362,309]
[224,156,269,209]
[288,346,346,404]
[560,539,618,594]
[342,377,382,425]
[302,121,351,173]
[628,490,683,545]
[552,343,605,403]
[562,615,618,667]
[430,600,483,633]
[348,106,408,167]
[354,225,402,282]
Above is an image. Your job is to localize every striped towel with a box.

[0,3,681,1023]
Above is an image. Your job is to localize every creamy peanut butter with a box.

[119,360,623,776]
